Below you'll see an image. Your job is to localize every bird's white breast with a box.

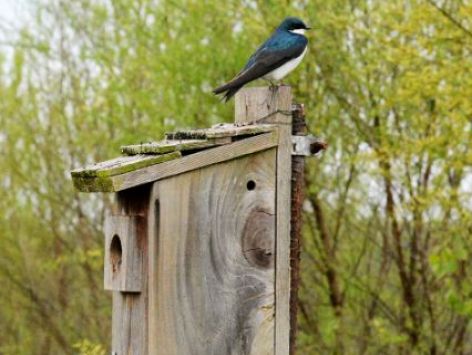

[263,46,307,81]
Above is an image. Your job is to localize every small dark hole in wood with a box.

[246,180,256,191]
[110,234,122,273]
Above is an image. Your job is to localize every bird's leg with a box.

[263,78,277,88]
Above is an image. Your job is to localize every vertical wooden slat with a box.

[147,187,160,355]
[236,86,293,355]
[109,184,151,355]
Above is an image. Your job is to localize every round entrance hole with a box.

[246,180,256,191]
[110,234,122,273]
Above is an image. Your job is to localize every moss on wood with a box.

[71,152,181,179]
[121,139,220,155]
[71,151,181,192]
[72,176,115,192]
[165,124,275,140]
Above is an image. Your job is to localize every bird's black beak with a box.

[305,27,312,30]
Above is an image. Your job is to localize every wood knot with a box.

[242,209,274,269]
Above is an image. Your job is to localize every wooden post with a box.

[236,86,293,355]
[289,104,306,354]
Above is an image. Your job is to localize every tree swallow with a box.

[213,17,310,102]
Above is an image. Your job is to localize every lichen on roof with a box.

[70,123,277,193]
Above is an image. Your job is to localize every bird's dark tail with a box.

[213,83,244,102]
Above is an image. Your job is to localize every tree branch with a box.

[426,0,472,38]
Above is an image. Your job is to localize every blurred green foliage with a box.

[0,0,471,354]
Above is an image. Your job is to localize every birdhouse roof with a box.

[71,123,278,192]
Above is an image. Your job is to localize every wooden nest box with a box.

[71,87,325,355]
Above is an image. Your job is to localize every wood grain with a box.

[236,87,293,355]
[148,149,277,355]
[235,86,291,125]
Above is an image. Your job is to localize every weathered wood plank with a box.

[148,149,277,355]
[71,151,180,192]
[71,175,115,193]
[236,86,293,355]
[166,123,275,140]
[121,139,226,155]
[112,292,147,354]
[71,151,181,178]
[235,86,292,125]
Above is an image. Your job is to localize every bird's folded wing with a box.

[214,41,306,93]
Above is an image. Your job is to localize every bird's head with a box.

[277,17,311,35]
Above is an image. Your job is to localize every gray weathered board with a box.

[121,139,220,155]
[236,86,292,355]
[148,148,277,355]
[165,123,275,140]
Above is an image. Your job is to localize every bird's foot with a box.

[269,82,290,90]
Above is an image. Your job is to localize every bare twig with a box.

[426,0,472,39]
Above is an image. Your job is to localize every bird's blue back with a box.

[244,29,308,70]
